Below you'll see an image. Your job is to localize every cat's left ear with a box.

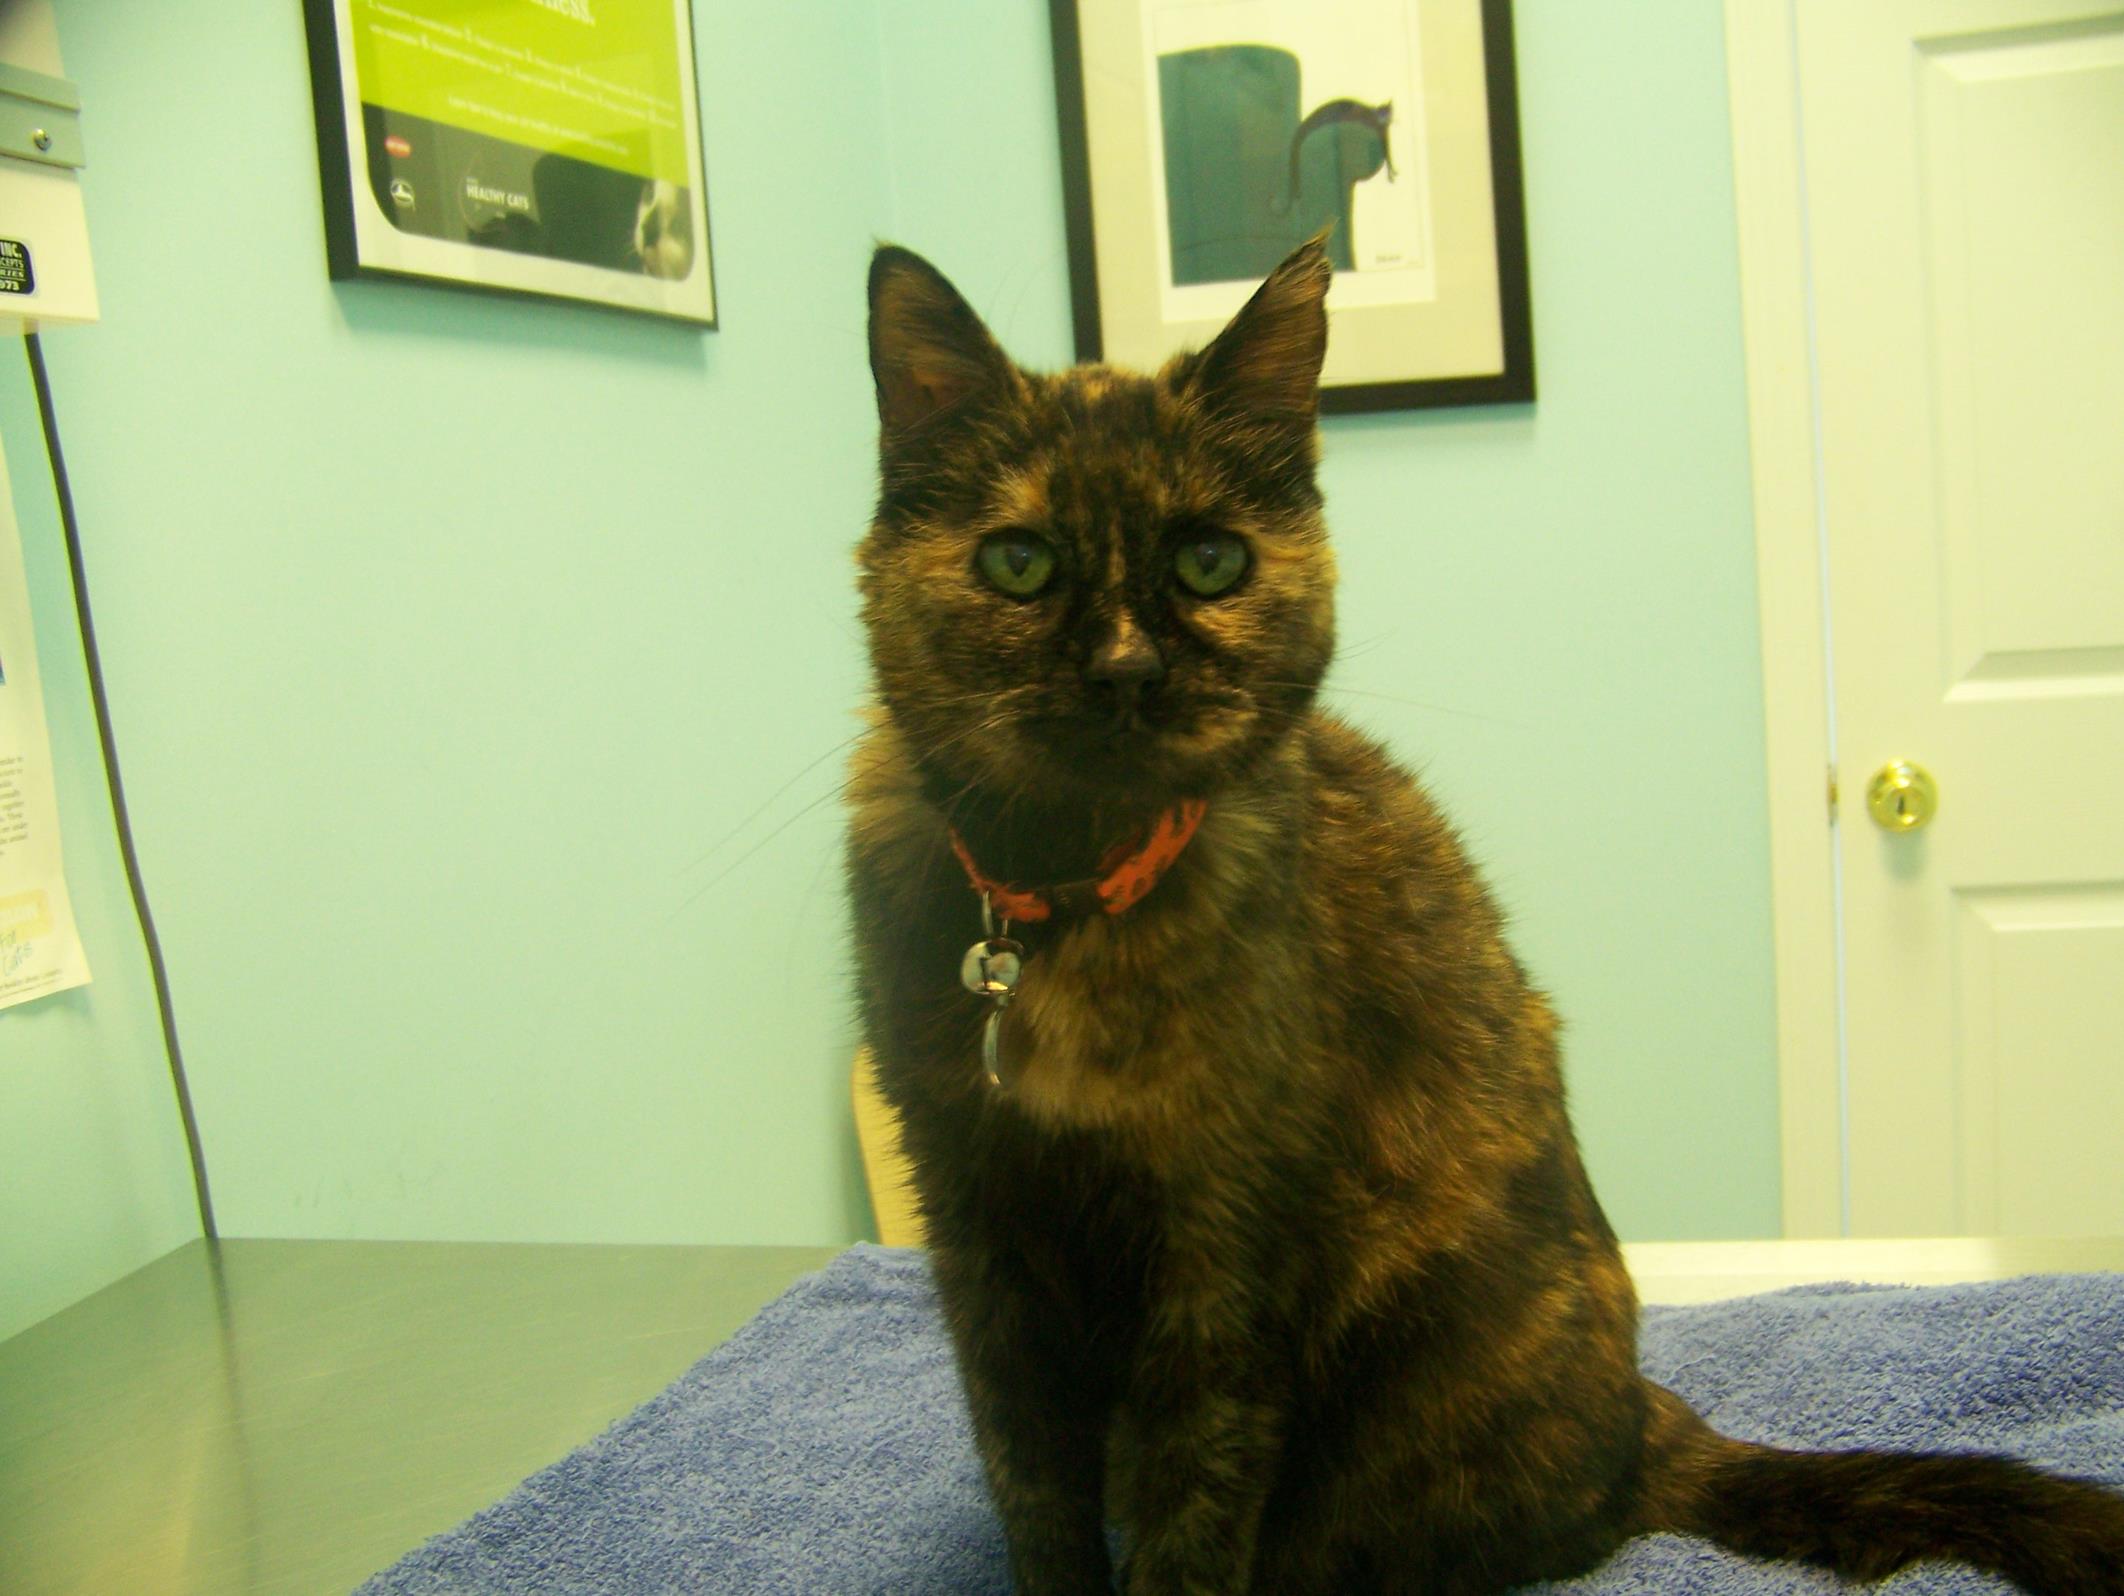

[869,246,1017,436]
[1183,234,1332,425]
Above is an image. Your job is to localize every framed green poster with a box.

[303,0,715,325]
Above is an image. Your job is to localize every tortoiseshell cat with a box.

[845,238,2124,1595]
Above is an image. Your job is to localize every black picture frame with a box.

[301,0,717,326]
[1049,0,1532,412]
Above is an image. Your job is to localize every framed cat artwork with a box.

[302,0,716,325]
[1050,0,1533,411]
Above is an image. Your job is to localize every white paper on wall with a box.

[0,429,91,1010]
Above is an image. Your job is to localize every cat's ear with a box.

[1185,234,1332,424]
[868,246,1016,436]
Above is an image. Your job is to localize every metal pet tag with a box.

[959,936,1024,997]
[961,905,1025,1090]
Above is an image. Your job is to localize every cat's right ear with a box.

[868,247,1016,437]
[1183,234,1332,428]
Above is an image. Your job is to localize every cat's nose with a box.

[1085,625,1165,695]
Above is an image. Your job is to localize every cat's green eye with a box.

[976,532,1058,598]
[1173,531,1250,597]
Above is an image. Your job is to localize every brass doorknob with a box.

[1866,760,1938,832]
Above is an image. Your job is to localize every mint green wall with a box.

[27,0,893,1255]
[12,0,1774,1325]
[0,376,201,1343]
[1336,2,1781,1235]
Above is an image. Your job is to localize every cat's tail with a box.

[1637,1383,2124,1595]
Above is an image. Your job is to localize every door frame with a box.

[1723,0,1842,1237]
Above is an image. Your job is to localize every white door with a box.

[1795,0,2124,1235]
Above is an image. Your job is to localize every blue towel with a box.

[358,1246,2124,1594]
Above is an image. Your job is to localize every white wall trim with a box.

[1724,0,1842,1237]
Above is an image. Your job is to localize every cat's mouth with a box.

[1022,696,1251,784]
[898,678,1275,808]
[1096,703,1158,740]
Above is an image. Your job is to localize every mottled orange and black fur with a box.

[844,239,2124,1595]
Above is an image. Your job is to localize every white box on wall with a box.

[0,0,97,332]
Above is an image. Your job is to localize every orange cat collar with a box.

[947,799,1209,924]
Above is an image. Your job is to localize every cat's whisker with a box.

[677,725,873,877]
[1333,630,1396,663]
[1262,679,1506,724]
[665,783,850,923]
[680,694,1040,888]
[669,706,1035,921]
